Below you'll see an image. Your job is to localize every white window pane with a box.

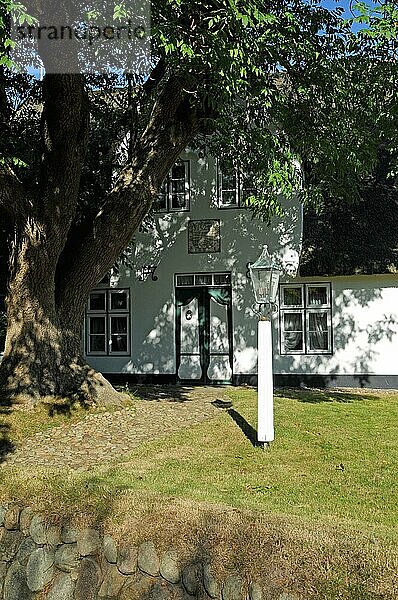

[195,274,212,286]
[171,192,188,210]
[171,163,186,180]
[308,311,330,351]
[214,273,231,285]
[307,286,328,306]
[221,191,238,207]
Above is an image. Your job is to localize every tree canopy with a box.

[0,0,397,402]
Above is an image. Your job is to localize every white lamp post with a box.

[250,246,282,446]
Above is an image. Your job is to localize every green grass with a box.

[1,387,397,529]
[1,387,397,599]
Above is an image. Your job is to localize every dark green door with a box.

[176,287,233,384]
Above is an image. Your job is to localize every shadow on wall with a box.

[130,156,301,378]
[278,285,398,388]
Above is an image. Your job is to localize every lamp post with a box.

[250,246,282,447]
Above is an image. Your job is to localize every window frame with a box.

[217,160,256,209]
[155,160,191,213]
[279,283,333,355]
[86,288,130,356]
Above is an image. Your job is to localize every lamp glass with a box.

[250,247,282,304]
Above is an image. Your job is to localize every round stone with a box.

[54,544,79,573]
[75,557,101,600]
[222,576,242,600]
[138,541,160,577]
[46,573,75,600]
[4,507,21,531]
[77,528,101,556]
[103,535,118,564]
[19,508,34,536]
[249,582,262,600]
[29,515,47,545]
[203,564,218,598]
[182,564,198,596]
[160,550,180,584]
[117,546,138,575]
[26,547,54,592]
[3,560,33,600]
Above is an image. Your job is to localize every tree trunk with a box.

[0,232,125,406]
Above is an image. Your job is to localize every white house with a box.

[83,151,398,388]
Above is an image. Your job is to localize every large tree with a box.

[0,0,395,404]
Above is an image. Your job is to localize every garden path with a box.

[4,386,231,470]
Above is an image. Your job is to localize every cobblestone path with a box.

[3,386,230,471]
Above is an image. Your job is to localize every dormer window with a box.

[217,160,256,208]
[155,161,190,212]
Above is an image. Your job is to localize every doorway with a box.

[175,284,233,385]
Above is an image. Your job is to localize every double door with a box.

[176,287,233,384]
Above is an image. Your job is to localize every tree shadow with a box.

[0,399,16,463]
[274,388,381,404]
[227,408,260,447]
[123,384,195,403]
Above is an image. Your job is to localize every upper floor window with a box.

[155,161,190,212]
[86,289,130,356]
[279,283,332,355]
[217,160,256,208]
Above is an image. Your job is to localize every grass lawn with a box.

[1,386,397,599]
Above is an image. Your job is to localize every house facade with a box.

[83,151,398,388]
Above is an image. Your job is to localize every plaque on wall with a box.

[188,220,221,254]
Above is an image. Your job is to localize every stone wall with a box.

[0,505,296,600]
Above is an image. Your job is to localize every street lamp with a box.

[250,246,282,446]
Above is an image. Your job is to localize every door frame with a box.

[175,285,233,385]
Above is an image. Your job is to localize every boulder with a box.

[202,564,218,598]
[54,544,79,573]
[74,557,101,600]
[138,541,160,577]
[118,546,138,575]
[222,576,243,600]
[77,528,101,556]
[29,514,47,545]
[103,535,118,564]
[26,547,54,592]
[46,573,75,600]
[160,550,180,584]
[3,560,33,600]
[3,507,21,531]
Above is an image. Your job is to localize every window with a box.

[155,161,190,212]
[175,272,231,287]
[279,283,332,354]
[217,160,256,208]
[86,289,130,355]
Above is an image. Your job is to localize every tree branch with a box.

[39,73,89,250]
[56,71,201,319]
[0,165,33,221]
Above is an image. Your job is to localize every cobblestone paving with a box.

[3,386,230,471]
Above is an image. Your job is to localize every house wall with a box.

[84,151,398,387]
[273,274,398,387]
[85,150,302,378]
